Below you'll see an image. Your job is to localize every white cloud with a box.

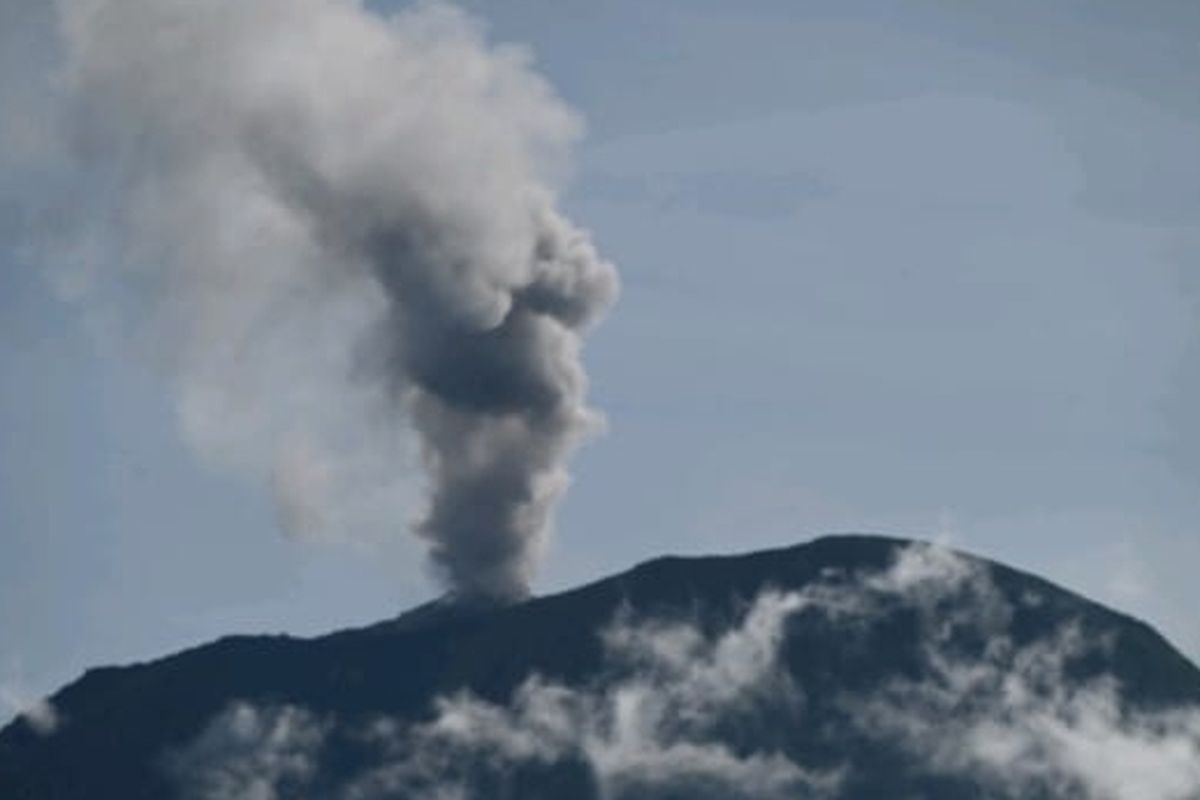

[172,589,839,799]
[365,590,837,800]
[166,703,326,800]
[170,543,1200,799]
[849,562,1200,799]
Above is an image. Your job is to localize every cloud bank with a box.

[35,0,616,599]
[171,590,839,800]
[169,544,1200,799]
[850,548,1200,799]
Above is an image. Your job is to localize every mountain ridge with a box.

[3,534,1199,799]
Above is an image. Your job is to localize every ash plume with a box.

[34,0,617,601]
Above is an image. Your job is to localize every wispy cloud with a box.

[171,590,838,799]
[168,543,1200,799]
[166,704,325,800]
[849,549,1200,799]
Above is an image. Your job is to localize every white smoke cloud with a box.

[271,432,336,542]
[168,543,1200,798]
[31,0,617,599]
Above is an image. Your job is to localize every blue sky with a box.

[2,0,1199,714]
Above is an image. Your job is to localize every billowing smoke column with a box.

[45,0,617,601]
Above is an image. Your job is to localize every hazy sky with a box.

[2,0,1199,715]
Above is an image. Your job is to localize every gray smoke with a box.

[38,0,617,600]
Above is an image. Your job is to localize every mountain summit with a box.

[3,535,1199,798]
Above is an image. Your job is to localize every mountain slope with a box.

[2,535,1199,799]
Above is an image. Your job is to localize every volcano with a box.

[2,535,1199,799]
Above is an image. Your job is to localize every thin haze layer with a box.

[45,0,618,600]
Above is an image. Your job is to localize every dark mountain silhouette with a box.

[2,534,1198,799]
